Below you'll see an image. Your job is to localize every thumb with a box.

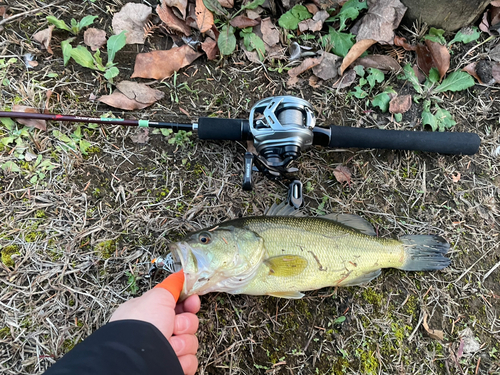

[154,270,185,302]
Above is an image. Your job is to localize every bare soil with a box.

[0,1,499,374]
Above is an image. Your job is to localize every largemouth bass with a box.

[163,211,450,299]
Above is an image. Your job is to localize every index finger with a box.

[175,294,201,314]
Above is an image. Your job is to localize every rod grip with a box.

[327,125,480,155]
[197,118,250,141]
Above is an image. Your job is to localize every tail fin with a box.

[398,235,450,271]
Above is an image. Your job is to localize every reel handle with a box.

[313,125,480,155]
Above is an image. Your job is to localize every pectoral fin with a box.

[265,255,308,277]
[267,291,305,299]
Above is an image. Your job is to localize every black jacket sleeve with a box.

[44,320,184,375]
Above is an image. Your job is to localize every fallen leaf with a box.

[305,3,319,14]
[309,75,321,88]
[492,62,500,83]
[112,3,152,44]
[32,25,54,54]
[98,91,153,110]
[157,3,192,35]
[389,94,412,114]
[312,51,340,80]
[163,0,188,19]
[202,37,219,60]
[490,43,500,62]
[333,165,352,187]
[462,62,483,84]
[452,172,461,183]
[0,6,6,18]
[394,35,416,51]
[218,0,234,8]
[340,39,376,75]
[416,40,450,79]
[84,28,107,51]
[332,68,356,88]
[354,54,401,72]
[195,0,214,32]
[130,128,150,144]
[356,0,407,45]
[422,312,444,341]
[298,10,329,32]
[131,46,203,80]
[12,105,47,131]
[260,17,280,47]
[288,55,323,78]
[480,8,491,34]
[459,328,481,354]
[185,3,198,28]
[116,81,165,104]
[230,15,260,29]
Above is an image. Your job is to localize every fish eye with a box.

[198,232,211,244]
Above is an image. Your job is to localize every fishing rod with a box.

[0,96,481,206]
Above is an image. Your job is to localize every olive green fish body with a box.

[170,214,450,299]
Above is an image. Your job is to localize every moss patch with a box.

[1,244,20,267]
[95,240,116,259]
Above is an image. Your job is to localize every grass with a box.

[0,1,499,374]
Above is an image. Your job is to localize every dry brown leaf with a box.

[112,3,152,44]
[157,3,192,35]
[218,0,234,8]
[333,165,352,187]
[340,39,376,75]
[356,0,407,45]
[98,91,153,110]
[452,172,461,183]
[230,15,260,29]
[130,128,150,144]
[195,0,214,33]
[0,6,6,18]
[490,43,500,62]
[389,94,412,114]
[354,54,401,72]
[422,312,444,341]
[462,62,483,84]
[332,68,356,89]
[202,37,219,60]
[298,10,329,32]
[84,28,107,51]
[260,17,280,47]
[116,81,165,104]
[492,62,500,83]
[312,52,340,81]
[131,46,202,80]
[163,0,188,19]
[305,3,319,14]
[32,25,54,54]
[309,75,321,88]
[185,3,198,28]
[394,35,416,51]
[12,105,46,131]
[417,40,450,79]
[288,56,323,78]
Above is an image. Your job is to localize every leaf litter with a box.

[112,2,152,44]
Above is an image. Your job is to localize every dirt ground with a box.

[1,1,499,374]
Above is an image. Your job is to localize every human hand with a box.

[110,271,200,375]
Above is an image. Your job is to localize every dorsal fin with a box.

[321,213,376,236]
[265,202,302,216]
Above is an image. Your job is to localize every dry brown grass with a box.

[1,1,499,374]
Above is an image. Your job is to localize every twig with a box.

[483,260,500,283]
[0,0,65,27]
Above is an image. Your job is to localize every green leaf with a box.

[399,63,423,94]
[424,27,446,45]
[78,15,98,30]
[70,18,79,34]
[448,27,481,45]
[321,27,355,57]
[434,106,456,131]
[1,136,16,146]
[351,86,368,98]
[435,71,475,93]
[79,139,92,155]
[203,0,229,16]
[94,49,104,70]
[107,31,127,65]
[218,25,237,56]
[394,113,403,122]
[46,16,71,32]
[30,175,38,184]
[1,161,21,173]
[242,0,265,10]
[241,32,266,61]
[422,107,438,131]
[371,92,390,112]
[332,0,367,31]
[354,65,365,77]
[104,67,119,82]
[53,130,73,144]
[70,46,97,69]
[366,68,384,88]
[333,316,346,324]
[61,38,75,66]
[278,4,311,30]
[1,117,16,130]
[428,67,439,84]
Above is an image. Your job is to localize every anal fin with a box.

[339,269,382,286]
[267,291,305,299]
